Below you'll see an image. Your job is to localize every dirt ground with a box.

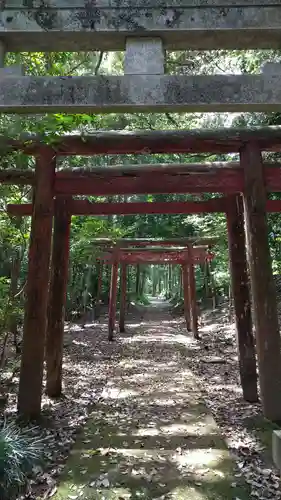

[3,298,281,499]
[53,297,249,500]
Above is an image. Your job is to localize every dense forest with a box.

[1,48,281,498]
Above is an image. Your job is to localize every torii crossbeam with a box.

[2,161,281,195]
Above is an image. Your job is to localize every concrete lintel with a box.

[6,1,281,6]
[124,38,165,75]
[0,65,23,77]
[1,74,281,113]
[3,5,281,51]
[0,41,6,67]
[262,62,281,75]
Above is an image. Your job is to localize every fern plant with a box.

[0,421,44,499]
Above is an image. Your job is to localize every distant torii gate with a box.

[96,243,214,341]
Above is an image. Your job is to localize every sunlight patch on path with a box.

[54,303,250,500]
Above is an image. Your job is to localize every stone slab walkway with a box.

[54,299,249,500]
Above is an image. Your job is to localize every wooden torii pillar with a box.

[46,197,71,398]
[226,194,258,403]
[18,151,56,418]
[187,246,199,339]
[241,143,281,420]
[182,263,191,332]
[119,263,127,333]
[181,249,199,339]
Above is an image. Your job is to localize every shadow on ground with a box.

[54,298,249,500]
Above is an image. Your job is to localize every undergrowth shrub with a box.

[135,294,151,306]
[169,292,182,306]
[0,422,44,499]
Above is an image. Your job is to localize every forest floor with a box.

[3,298,281,499]
[52,297,249,500]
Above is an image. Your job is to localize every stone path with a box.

[54,299,249,500]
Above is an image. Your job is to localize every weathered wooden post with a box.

[119,263,127,333]
[18,150,55,418]
[182,264,191,331]
[187,246,199,339]
[108,249,119,341]
[241,142,281,420]
[46,197,71,398]
[226,194,258,403]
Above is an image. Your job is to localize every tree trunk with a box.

[152,266,157,296]
[135,265,140,295]
[179,266,183,298]
[9,252,21,353]
[168,265,172,295]
[95,261,103,319]
[164,267,168,292]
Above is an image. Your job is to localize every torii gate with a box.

[1,0,281,425]
[95,242,215,341]
[2,129,281,422]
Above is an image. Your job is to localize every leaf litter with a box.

[191,303,281,500]
[0,299,280,499]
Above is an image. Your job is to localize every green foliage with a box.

[0,278,11,330]
[134,294,151,306]
[0,48,281,323]
[0,422,44,499]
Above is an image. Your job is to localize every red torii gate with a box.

[3,161,281,197]
[6,195,280,414]
[96,244,214,340]
[2,127,281,420]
